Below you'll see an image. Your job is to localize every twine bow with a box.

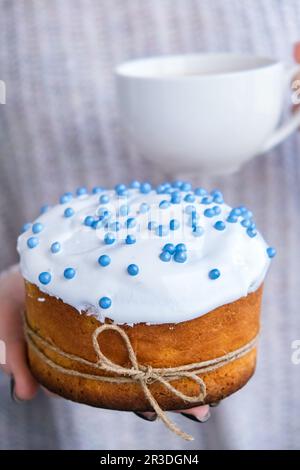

[24,319,258,441]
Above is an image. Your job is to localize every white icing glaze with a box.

[17,185,271,324]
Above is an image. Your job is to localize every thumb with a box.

[6,338,38,400]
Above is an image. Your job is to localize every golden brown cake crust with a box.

[24,281,262,411]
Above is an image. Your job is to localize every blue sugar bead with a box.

[214,220,226,231]
[92,218,104,230]
[156,184,166,194]
[180,182,192,192]
[243,210,253,219]
[204,208,215,218]
[115,183,127,193]
[201,196,213,205]
[119,204,130,216]
[76,187,88,196]
[209,268,220,280]
[184,193,196,203]
[230,208,242,217]
[163,243,175,254]
[213,205,221,215]
[99,296,112,309]
[109,221,121,232]
[27,237,39,249]
[140,182,152,194]
[159,200,170,209]
[171,192,181,204]
[21,222,31,233]
[99,194,110,204]
[51,241,61,253]
[148,221,157,231]
[139,202,150,213]
[126,217,136,228]
[39,272,51,285]
[98,254,111,267]
[194,187,207,196]
[130,180,140,189]
[241,218,252,228]
[227,214,238,223]
[92,186,103,194]
[175,243,187,252]
[59,192,73,204]
[156,224,168,237]
[192,226,204,237]
[64,267,76,279]
[267,247,276,258]
[213,194,224,204]
[160,251,171,262]
[64,207,74,218]
[211,189,223,197]
[40,204,50,214]
[127,264,139,276]
[170,219,180,231]
[246,228,257,238]
[174,251,187,263]
[104,233,115,245]
[185,204,196,214]
[172,180,183,188]
[84,215,94,226]
[125,234,136,244]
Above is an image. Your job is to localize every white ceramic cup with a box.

[116,53,300,175]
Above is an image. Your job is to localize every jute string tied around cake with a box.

[24,319,258,441]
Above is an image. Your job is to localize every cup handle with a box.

[259,64,300,154]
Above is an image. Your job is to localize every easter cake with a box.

[17,181,275,439]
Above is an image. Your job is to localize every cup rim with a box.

[115,53,282,80]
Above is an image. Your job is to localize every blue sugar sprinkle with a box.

[213,195,224,204]
[40,204,50,214]
[92,186,103,194]
[98,254,111,267]
[84,215,94,227]
[214,221,226,231]
[76,187,88,196]
[64,267,76,279]
[127,264,139,276]
[99,296,112,309]
[130,180,140,189]
[51,241,61,253]
[213,205,221,215]
[159,200,170,209]
[201,196,213,205]
[21,223,31,233]
[125,234,136,244]
[126,217,136,228]
[104,233,115,245]
[99,194,110,204]
[241,218,252,228]
[171,191,181,204]
[209,269,220,280]
[230,208,242,217]
[194,187,207,196]
[180,182,192,192]
[39,272,51,285]
[119,204,130,216]
[267,247,276,258]
[185,204,196,214]
[156,184,165,194]
[246,228,257,238]
[242,210,253,220]
[163,243,175,254]
[64,207,74,218]
[148,221,157,231]
[184,193,196,203]
[160,251,172,262]
[27,237,39,249]
[140,182,152,194]
[204,208,215,218]
[227,215,238,223]
[192,226,204,237]
[139,202,150,213]
[115,183,126,193]
[92,218,105,230]
[156,224,168,237]
[174,251,187,263]
[170,219,180,231]
[32,222,44,234]
[59,192,73,204]
[172,180,183,189]
[175,243,187,252]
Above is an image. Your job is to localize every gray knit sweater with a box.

[0,0,300,450]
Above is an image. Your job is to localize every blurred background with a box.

[0,0,299,450]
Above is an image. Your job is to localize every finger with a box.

[178,404,210,423]
[7,339,38,400]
